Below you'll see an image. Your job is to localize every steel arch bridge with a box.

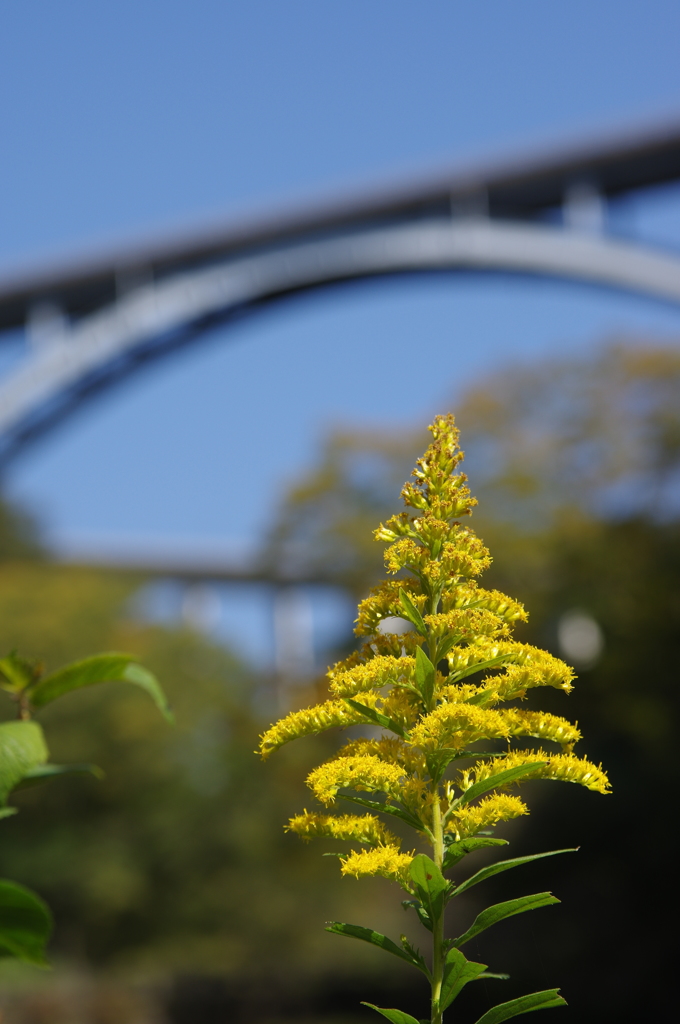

[3,117,680,466]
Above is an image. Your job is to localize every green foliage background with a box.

[1,340,679,1022]
[0,560,410,1004]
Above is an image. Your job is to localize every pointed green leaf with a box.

[457,763,547,807]
[16,763,104,789]
[409,854,449,918]
[401,899,433,932]
[326,923,428,976]
[443,837,508,870]
[362,1003,421,1024]
[0,652,41,695]
[29,654,173,723]
[340,794,425,833]
[449,654,517,684]
[398,590,427,636]
[454,849,578,896]
[440,947,488,1010]
[426,749,460,783]
[427,749,503,784]
[474,973,510,981]
[343,699,406,738]
[453,893,559,947]
[0,721,48,805]
[473,989,566,1023]
[435,632,464,661]
[415,648,436,705]
[463,688,498,707]
[400,936,430,978]
[0,879,52,966]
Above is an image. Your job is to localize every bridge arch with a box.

[2,216,680,463]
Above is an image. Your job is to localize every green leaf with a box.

[464,688,498,707]
[29,654,174,723]
[361,1002,421,1024]
[425,749,460,783]
[400,936,430,978]
[409,854,449,919]
[449,654,517,684]
[0,721,48,805]
[427,749,503,784]
[443,837,508,870]
[440,947,488,1010]
[326,923,428,976]
[15,763,104,790]
[473,989,566,1023]
[475,973,510,981]
[340,794,425,833]
[454,849,578,896]
[0,878,53,966]
[453,893,560,947]
[0,808,18,820]
[343,699,406,738]
[434,632,463,662]
[457,763,547,807]
[415,648,436,705]
[401,899,433,932]
[398,590,427,636]
[0,652,41,695]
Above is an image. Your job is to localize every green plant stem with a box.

[431,784,445,1024]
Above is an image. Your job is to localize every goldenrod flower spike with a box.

[259,414,610,1024]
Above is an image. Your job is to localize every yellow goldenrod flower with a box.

[287,811,398,847]
[258,694,380,758]
[332,736,428,775]
[499,709,581,750]
[437,681,500,705]
[444,585,528,624]
[462,749,610,795]
[329,655,414,698]
[449,793,529,839]
[306,754,406,806]
[355,579,426,637]
[340,846,414,889]
[425,607,510,643]
[410,702,508,752]
[260,413,610,1024]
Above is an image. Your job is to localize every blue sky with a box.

[2,2,680,660]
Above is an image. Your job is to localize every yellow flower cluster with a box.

[260,413,610,890]
[461,749,610,796]
[331,736,427,775]
[259,694,380,759]
[410,702,508,752]
[449,793,529,839]
[328,654,413,698]
[385,533,492,585]
[355,580,426,636]
[499,709,582,750]
[287,811,398,847]
[340,846,414,888]
[307,754,406,806]
[444,585,528,624]
[425,607,510,642]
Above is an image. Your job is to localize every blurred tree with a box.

[263,342,680,594]
[0,497,43,562]
[0,562,409,1006]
